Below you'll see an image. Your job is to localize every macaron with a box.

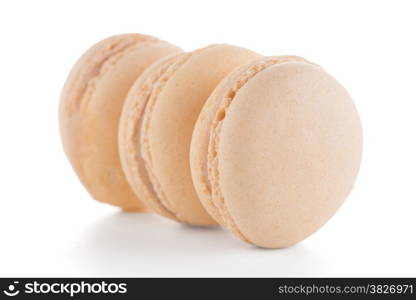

[119,44,261,225]
[59,34,182,211]
[118,53,183,220]
[190,56,363,247]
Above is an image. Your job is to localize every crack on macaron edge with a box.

[120,54,184,220]
[207,56,312,244]
[191,83,232,226]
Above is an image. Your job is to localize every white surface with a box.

[0,0,415,277]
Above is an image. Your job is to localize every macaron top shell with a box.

[192,57,363,247]
[141,44,261,225]
[59,34,182,210]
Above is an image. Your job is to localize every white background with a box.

[0,0,415,277]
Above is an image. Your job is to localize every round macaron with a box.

[190,56,363,247]
[121,44,261,225]
[118,53,184,220]
[59,33,182,211]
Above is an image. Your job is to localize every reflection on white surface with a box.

[76,212,323,277]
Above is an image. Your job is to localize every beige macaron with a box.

[118,53,183,220]
[59,34,182,211]
[119,44,261,225]
[190,56,363,247]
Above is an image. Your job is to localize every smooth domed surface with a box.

[192,57,362,248]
